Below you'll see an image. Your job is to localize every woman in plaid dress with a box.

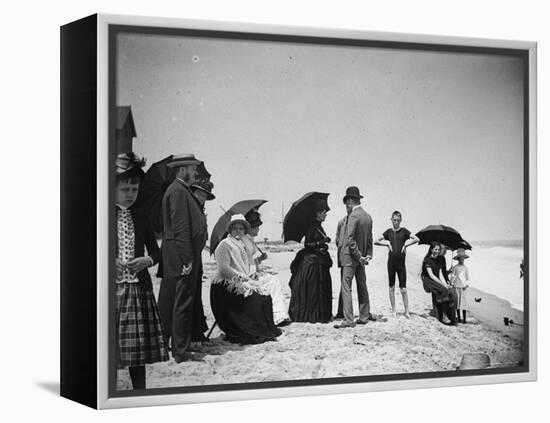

[115,153,169,390]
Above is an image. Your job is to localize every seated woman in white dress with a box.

[210,214,282,344]
[243,210,291,326]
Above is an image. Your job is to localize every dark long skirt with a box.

[288,252,333,323]
[210,282,282,345]
[422,276,457,324]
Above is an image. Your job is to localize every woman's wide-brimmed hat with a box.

[342,186,364,203]
[453,248,470,260]
[116,152,146,178]
[313,198,330,212]
[166,153,203,168]
[226,214,251,234]
[191,179,215,200]
[245,209,263,228]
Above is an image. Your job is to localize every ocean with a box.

[407,241,524,311]
[465,244,524,311]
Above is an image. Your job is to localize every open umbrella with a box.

[283,192,330,243]
[456,239,473,251]
[415,224,470,251]
[209,199,268,254]
[133,155,211,233]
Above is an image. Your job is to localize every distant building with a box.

[116,106,137,154]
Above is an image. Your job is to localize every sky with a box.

[116,32,524,243]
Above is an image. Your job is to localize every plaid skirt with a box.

[116,283,169,368]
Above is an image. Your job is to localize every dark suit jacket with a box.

[338,206,373,267]
[116,208,160,291]
[162,179,207,278]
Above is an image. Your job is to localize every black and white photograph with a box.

[109,24,529,394]
[5,0,549,419]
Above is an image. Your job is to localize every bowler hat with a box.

[314,198,330,212]
[342,186,364,203]
[166,153,202,168]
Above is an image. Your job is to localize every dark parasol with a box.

[415,224,471,251]
[209,199,268,254]
[133,155,211,234]
[283,192,330,243]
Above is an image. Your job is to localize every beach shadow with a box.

[198,335,249,356]
[36,381,60,396]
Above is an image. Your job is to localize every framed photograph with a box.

[60,13,537,409]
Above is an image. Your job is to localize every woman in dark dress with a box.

[421,242,457,325]
[210,214,282,344]
[288,200,333,323]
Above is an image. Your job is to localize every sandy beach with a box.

[117,244,524,390]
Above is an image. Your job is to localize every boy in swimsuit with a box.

[375,211,419,318]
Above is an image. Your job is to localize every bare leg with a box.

[389,287,396,317]
[400,288,410,318]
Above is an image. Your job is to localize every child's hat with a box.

[453,248,470,260]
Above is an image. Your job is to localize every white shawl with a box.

[213,235,258,296]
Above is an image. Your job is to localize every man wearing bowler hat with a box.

[159,154,208,362]
[335,186,374,328]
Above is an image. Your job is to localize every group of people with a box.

[113,152,472,390]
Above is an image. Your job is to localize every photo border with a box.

[96,14,537,409]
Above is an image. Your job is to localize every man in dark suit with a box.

[335,186,374,328]
[159,154,208,363]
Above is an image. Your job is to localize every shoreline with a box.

[466,286,524,342]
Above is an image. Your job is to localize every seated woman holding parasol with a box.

[210,214,282,344]
[421,242,457,325]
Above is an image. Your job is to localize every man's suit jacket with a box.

[335,216,347,268]
[162,179,207,278]
[338,206,373,267]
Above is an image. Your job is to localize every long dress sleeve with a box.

[304,224,327,250]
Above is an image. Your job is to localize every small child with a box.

[115,152,168,390]
[450,249,471,323]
